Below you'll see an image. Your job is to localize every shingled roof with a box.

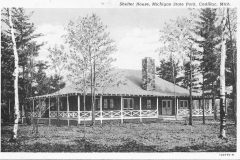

[32,69,202,99]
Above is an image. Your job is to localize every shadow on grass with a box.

[171,144,236,152]
[1,138,157,152]
[1,130,13,135]
[1,137,236,152]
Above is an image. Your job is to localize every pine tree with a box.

[156,58,180,84]
[1,32,15,121]
[177,60,199,91]
[194,8,221,122]
[1,8,43,120]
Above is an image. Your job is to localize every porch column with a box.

[49,97,51,126]
[176,98,178,117]
[77,95,80,125]
[67,95,69,126]
[57,97,59,120]
[225,97,227,115]
[100,96,103,124]
[157,97,158,118]
[140,97,142,122]
[199,99,201,109]
[121,96,123,123]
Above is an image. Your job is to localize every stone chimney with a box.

[142,57,155,91]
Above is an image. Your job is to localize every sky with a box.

[26,8,192,70]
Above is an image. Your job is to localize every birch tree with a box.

[7,8,20,142]
[219,8,227,139]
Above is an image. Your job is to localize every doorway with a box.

[162,100,172,115]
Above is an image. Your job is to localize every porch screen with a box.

[110,99,114,108]
[104,99,107,108]
[95,99,100,108]
[123,98,134,109]
[147,100,151,109]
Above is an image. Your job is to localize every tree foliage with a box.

[156,58,180,84]
[194,8,221,96]
[64,13,121,125]
[1,8,64,124]
[1,8,43,115]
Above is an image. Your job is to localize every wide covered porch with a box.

[24,93,221,126]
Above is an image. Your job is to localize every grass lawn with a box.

[1,120,236,152]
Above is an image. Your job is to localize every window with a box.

[147,100,151,109]
[110,99,114,108]
[123,98,134,109]
[95,98,100,108]
[179,100,188,109]
[104,99,108,108]
[162,100,171,108]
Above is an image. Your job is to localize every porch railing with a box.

[47,110,157,119]
[177,109,218,116]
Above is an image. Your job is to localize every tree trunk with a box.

[83,93,86,127]
[90,45,96,126]
[9,8,20,142]
[212,82,217,120]
[93,51,97,125]
[83,71,86,129]
[171,55,177,120]
[57,97,60,127]
[189,50,193,125]
[91,64,95,126]
[219,8,227,139]
[233,83,236,126]
[202,72,205,124]
[226,9,237,126]
[233,49,237,126]
[35,116,39,134]
[9,98,11,122]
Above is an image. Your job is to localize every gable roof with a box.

[32,69,202,99]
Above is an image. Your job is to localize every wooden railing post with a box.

[49,97,51,126]
[157,97,159,118]
[77,94,80,125]
[67,95,69,126]
[100,96,103,124]
[140,97,142,122]
[176,98,178,117]
[121,96,123,123]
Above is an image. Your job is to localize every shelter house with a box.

[24,57,218,126]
